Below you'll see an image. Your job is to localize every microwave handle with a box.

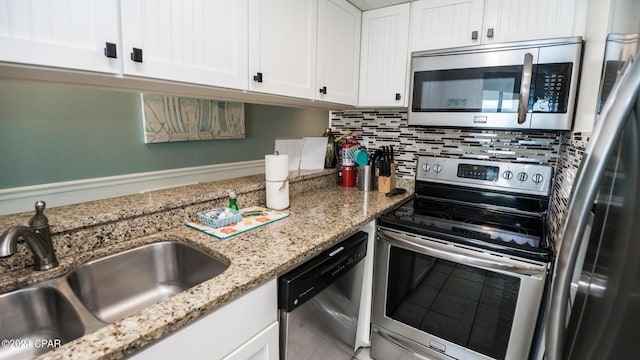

[518,53,534,124]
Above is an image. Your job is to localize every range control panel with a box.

[416,156,553,196]
[457,164,500,181]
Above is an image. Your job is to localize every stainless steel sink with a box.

[66,241,229,323]
[0,240,228,359]
[0,287,85,360]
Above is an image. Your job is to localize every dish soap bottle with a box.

[228,191,239,211]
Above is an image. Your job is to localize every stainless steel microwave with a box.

[408,37,582,130]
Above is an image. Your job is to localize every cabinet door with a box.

[0,0,119,73]
[248,0,318,99]
[120,0,248,90]
[316,0,361,105]
[410,0,484,51]
[483,0,579,44]
[358,3,410,107]
[131,279,277,360]
[222,322,279,360]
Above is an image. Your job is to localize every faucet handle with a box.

[29,201,49,229]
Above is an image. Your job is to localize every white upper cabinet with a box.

[120,0,248,90]
[410,0,484,51]
[359,3,411,107]
[248,0,318,99]
[482,0,579,44]
[0,0,120,73]
[316,0,361,105]
[411,0,581,52]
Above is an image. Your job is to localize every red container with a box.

[341,166,356,187]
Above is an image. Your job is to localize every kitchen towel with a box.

[186,206,290,239]
[265,154,289,181]
[266,180,289,210]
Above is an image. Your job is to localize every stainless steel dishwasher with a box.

[278,231,368,360]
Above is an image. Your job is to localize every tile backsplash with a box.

[331,110,586,247]
[547,132,590,249]
[331,110,564,179]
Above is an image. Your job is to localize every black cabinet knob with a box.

[487,28,494,38]
[104,42,117,59]
[131,48,143,63]
[471,30,478,40]
[319,86,327,94]
[253,72,263,83]
[395,93,401,101]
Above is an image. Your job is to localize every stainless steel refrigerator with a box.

[545,36,640,360]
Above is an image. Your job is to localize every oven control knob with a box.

[532,173,544,184]
[502,170,513,180]
[517,172,528,182]
[422,163,431,172]
[433,164,443,173]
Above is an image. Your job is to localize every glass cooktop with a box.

[379,183,552,262]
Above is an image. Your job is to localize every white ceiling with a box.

[347,0,413,11]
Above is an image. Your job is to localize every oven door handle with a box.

[375,328,434,360]
[379,229,546,277]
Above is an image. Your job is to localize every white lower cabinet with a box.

[222,322,279,360]
[130,279,277,360]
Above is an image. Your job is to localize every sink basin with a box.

[66,241,228,323]
[0,287,85,360]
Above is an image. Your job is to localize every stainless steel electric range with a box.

[372,156,553,360]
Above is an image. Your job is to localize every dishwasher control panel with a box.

[277,231,368,312]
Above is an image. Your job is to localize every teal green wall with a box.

[0,81,329,188]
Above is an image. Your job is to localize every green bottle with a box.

[228,191,238,211]
[322,128,337,168]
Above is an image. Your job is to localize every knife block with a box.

[378,164,396,193]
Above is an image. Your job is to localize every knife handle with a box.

[385,188,406,197]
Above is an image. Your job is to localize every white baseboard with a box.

[0,160,265,215]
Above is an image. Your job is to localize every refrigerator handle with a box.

[546,57,640,360]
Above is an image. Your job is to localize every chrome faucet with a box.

[0,201,58,270]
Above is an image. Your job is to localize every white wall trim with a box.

[0,160,265,215]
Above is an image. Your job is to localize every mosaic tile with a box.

[332,110,585,244]
[331,110,565,179]
[548,132,590,249]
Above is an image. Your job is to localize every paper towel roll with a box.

[265,154,289,182]
[266,180,289,210]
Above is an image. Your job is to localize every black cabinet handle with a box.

[471,30,478,40]
[253,72,263,82]
[319,86,327,94]
[104,42,117,59]
[395,93,401,101]
[131,48,143,63]
[487,28,494,38]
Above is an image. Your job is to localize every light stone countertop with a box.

[4,183,411,359]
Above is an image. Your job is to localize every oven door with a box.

[372,228,547,360]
